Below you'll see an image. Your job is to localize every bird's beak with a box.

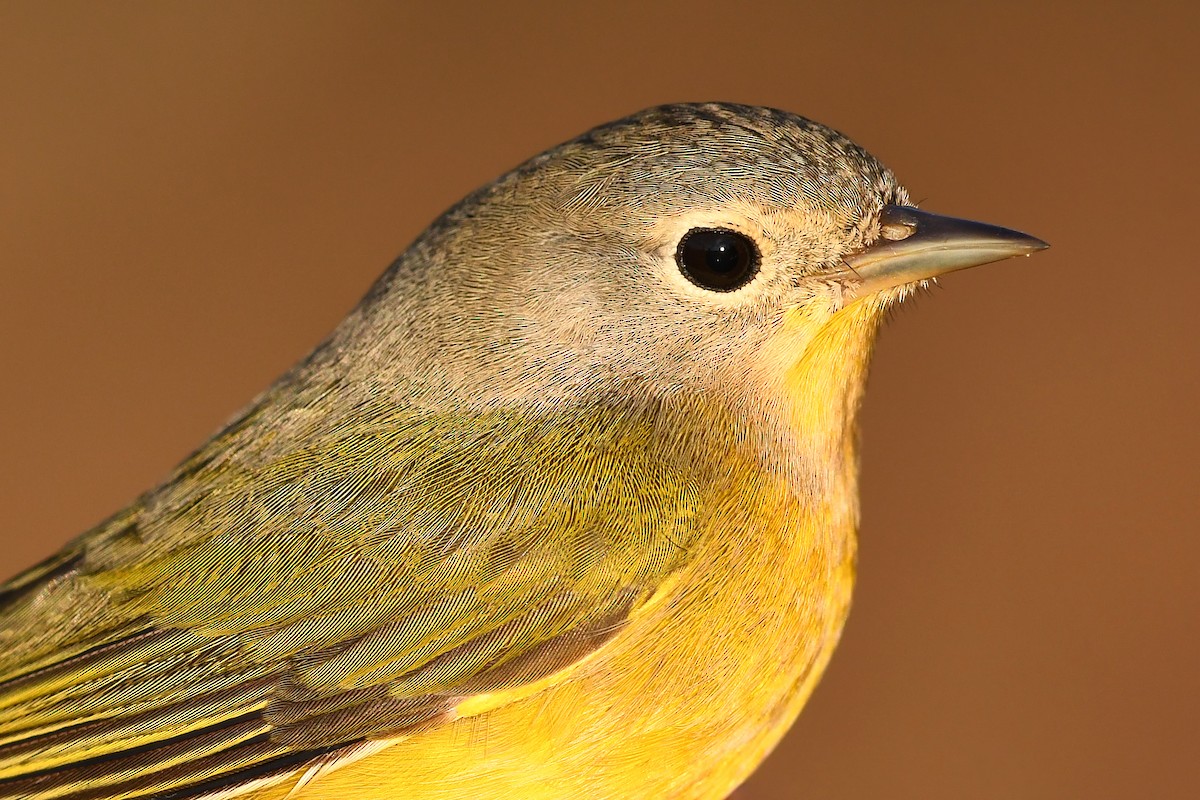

[836,205,1048,297]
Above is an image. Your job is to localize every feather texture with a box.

[0,399,701,799]
[0,103,915,799]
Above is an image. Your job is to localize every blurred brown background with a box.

[1,2,1196,798]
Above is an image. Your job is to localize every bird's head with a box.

[330,103,1045,457]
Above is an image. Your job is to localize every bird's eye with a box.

[675,228,760,292]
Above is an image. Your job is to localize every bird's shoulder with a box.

[0,396,708,799]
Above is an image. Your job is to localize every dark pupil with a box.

[705,238,741,273]
[677,229,758,291]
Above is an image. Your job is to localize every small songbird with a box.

[0,104,1046,800]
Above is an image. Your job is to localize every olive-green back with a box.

[0,393,710,800]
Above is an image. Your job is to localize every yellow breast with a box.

[253,302,878,800]
[252,463,853,800]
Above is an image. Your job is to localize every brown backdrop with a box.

[1,3,1196,798]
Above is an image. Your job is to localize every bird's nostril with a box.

[877,205,921,241]
[879,221,917,241]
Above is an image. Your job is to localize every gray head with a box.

[319,103,910,414]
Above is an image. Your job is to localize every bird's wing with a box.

[0,400,700,800]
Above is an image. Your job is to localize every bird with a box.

[0,103,1046,800]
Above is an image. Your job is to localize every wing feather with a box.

[0,399,699,798]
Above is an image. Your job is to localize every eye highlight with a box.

[675,228,760,292]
